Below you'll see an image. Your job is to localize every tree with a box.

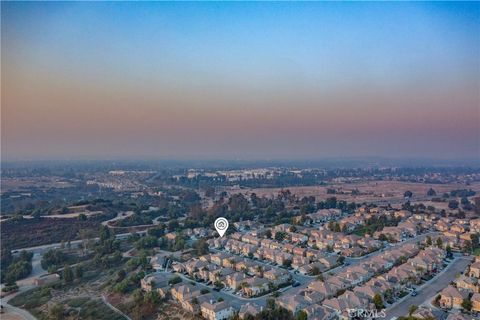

[168,275,182,285]
[266,298,276,310]
[384,289,394,302]
[296,310,307,320]
[471,233,480,250]
[426,236,432,246]
[265,229,272,239]
[446,245,453,258]
[427,188,436,196]
[462,298,472,311]
[117,269,127,282]
[282,259,292,268]
[310,266,321,276]
[373,293,384,310]
[49,303,64,320]
[75,265,83,279]
[436,237,443,248]
[275,231,287,242]
[404,191,413,198]
[195,239,209,256]
[448,200,459,209]
[333,223,341,233]
[63,264,73,284]
[408,305,418,316]
[99,225,111,242]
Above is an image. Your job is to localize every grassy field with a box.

[9,288,124,320]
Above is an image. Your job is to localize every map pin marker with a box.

[214,217,229,237]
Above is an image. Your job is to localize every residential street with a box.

[384,255,473,320]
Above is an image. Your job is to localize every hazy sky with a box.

[2,2,479,161]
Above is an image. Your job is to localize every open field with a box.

[1,177,75,193]
[230,180,480,204]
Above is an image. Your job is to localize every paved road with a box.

[384,255,472,320]
[1,285,37,320]
[0,253,45,320]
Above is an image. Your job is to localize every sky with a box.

[2,2,479,161]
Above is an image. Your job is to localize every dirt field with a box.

[230,180,480,204]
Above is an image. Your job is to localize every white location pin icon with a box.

[214,217,229,237]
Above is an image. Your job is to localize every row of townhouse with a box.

[209,233,340,273]
[373,219,420,242]
[278,285,372,319]
[308,229,382,256]
[141,274,238,320]
[303,209,343,224]
[437,216,479,250]
[439,256,480,313]
[352,247,446,303]
[326,242,422,290]
[171,283,235,320]
[172,253,291,297]
[276,243,424,319]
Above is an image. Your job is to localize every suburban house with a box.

[472,293,480,313]
[171,283,202,303]
[438,285,469,309]
[238,302,263,319]
[469,261,480,278]
[200,300,235,320]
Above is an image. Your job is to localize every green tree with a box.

[462,298,472,311]
[282,259,292,268]
[333,223,341,233]
[49,303,64,320]
[195,238,209,256]
[373,293,384,310]
[446,245,453,258]
[168,275,182,285]
[275,231,287,241]
[265,229,272,239]
[296,310,307,320]
[408,305,418,316]
[63,264,73,284]
[74,265,83,279]
[310,266,321,276]
[426,236,432,246]
[436,237,443,248]
[117,269,127,282]
[99,225,111,242]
